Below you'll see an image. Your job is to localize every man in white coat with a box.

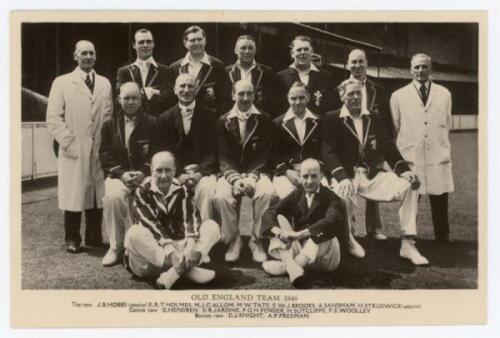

[390,53,454,243]
[46,40,113,253]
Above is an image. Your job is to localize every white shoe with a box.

[400,238,429,266]
[201,255,211,265]
[248,239,267,263]
[225,236,243,262]
[349,233,366,258]
[185,267,216,284]
[101,248,122,267]
[262,261,286,276]
[156,268,180,289]
[372,232,388,241]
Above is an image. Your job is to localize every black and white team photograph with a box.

[19,21,479,291]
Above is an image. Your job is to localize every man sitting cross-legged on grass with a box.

[260,158,344,288]
[123,151,221,289]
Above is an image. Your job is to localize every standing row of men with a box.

[46,26,454,289]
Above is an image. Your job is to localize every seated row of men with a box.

[99,76,427,289]
[46,26,454,289]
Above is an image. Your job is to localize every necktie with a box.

[419,84,427,105]
[85,74,93,93]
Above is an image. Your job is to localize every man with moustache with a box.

[272,82,364,258]
[213,79,275,263]
[390,53,454,244]
[46,40,113,254]
[151,73,218,224]
[276,35,339,117]
[345,49,393,241]
[260,159,344,288]
[116,29,171,117]
[168,25,230,115]
[124,152,220,289]
[226,35,276,114]
[323,79,428,265]
[99,82,157,266]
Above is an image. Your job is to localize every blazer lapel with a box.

[251,65,264,90]
[242,114,259,149]
[362,114,371,150]
[307,70,318,89]
[366,81,377,111]
[298,189,308,218]
[128,65,143,88]
[282,118,301,145]
[173,106,185,136]
[228,64,241,84]
[145,64,159,87]
[305,193,320,219]
[302,118,319,145]
[224,116,241,144]
[195,62,213,95]
[342,117,360,144]
[117,115,126,149]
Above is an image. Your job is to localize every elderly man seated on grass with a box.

[123,151,221,289]
[260,158,344,289]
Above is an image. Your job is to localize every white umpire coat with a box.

[390,81,454,195]
[46,67,113,211]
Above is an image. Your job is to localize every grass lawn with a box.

[20,132,478,289]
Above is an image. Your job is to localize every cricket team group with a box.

[45,25,454,289]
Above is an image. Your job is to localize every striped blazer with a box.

[133,178,200,242]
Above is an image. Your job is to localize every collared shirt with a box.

[413,80,430,98]
[283,107,318,144]
[149,177,180,201]
[340,105,370,144]
[305,187,320,208]
[350,74,367,111]
[75,66,95,88]
[180,52,211,79]
[179,101,196,135]
[227,104,261,143]
[133,57,158,86]
[236,60,257,82]
[124,115,137,150]
[289,62,319,86]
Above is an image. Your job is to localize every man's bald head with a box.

[151,151,176,193]
[118,82,142,116]
[299,158,322,193]
[234,79,254,93]
[300,158,321,173]
[233,79,255,112]
[119,82,141,98]
[151,151,176,170]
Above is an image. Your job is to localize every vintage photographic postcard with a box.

[10,10,487,327]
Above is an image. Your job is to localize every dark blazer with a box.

[271,112,323,175]
[116,63,172,117]
[99,110,157,179]
[276,67,341,117]
[151,103,218,176]
[261,185,345,244]
[365,78,394,139]
[322,108,410,182]
[217,108,273,180]
[168,55,231,115]
[226,62,277,115]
